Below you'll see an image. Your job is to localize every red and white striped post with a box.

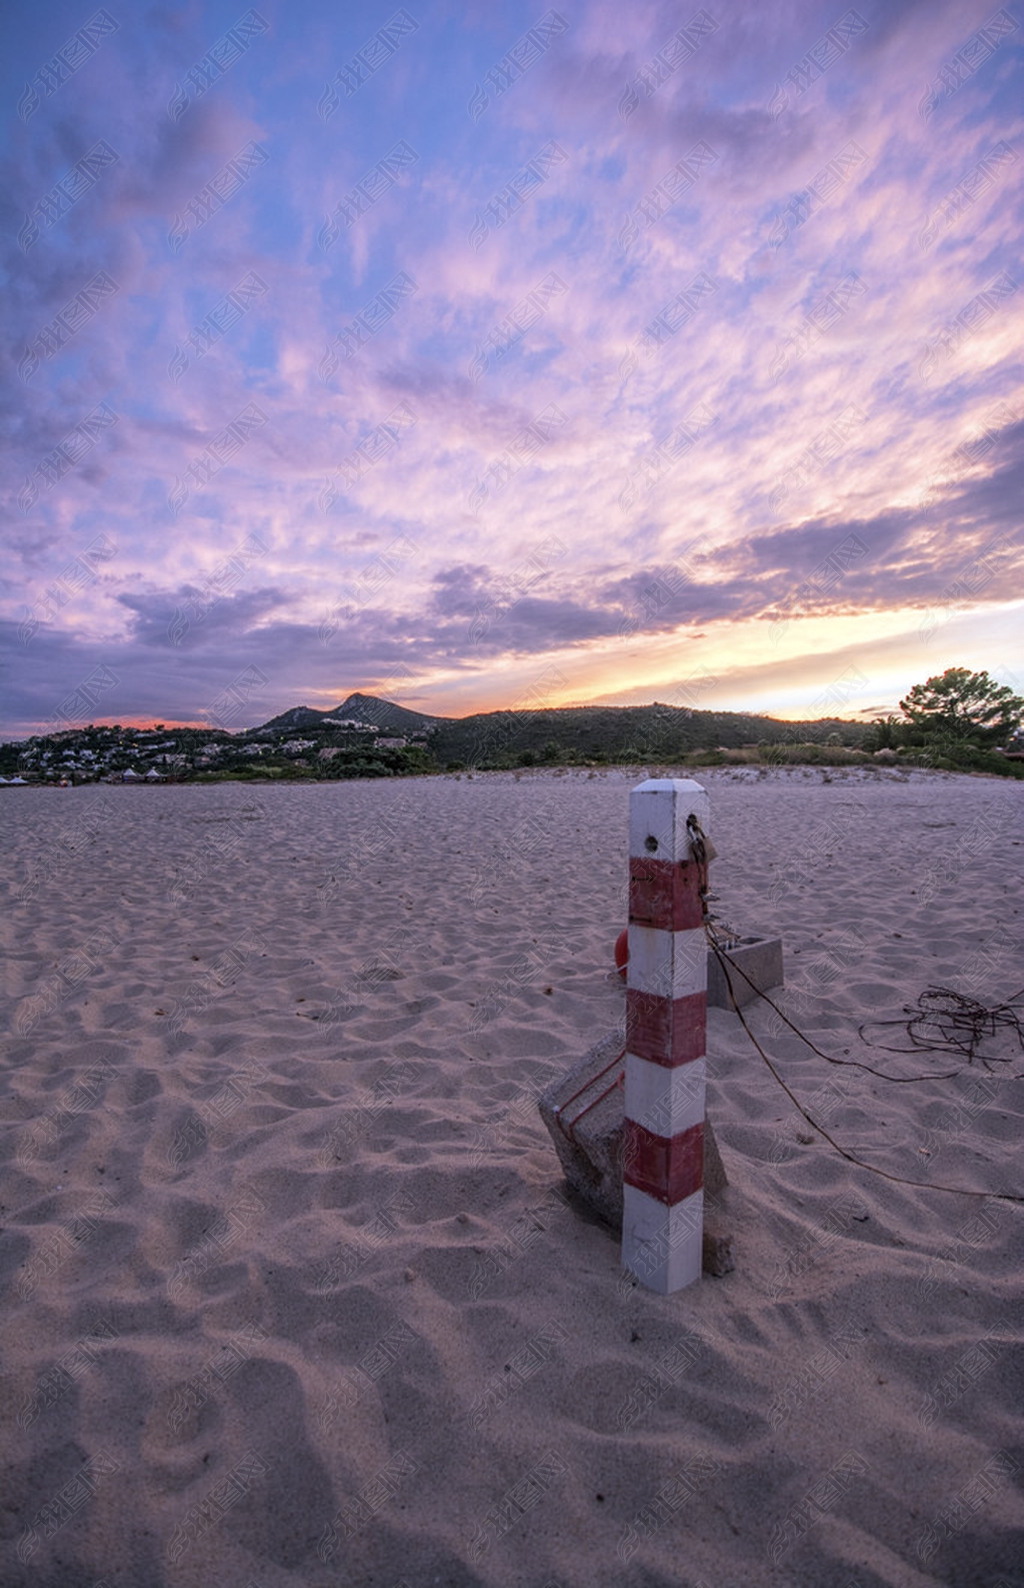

[622,778,709,1293]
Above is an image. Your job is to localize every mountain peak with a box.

[253,693,446,736]
[332,693,443,732]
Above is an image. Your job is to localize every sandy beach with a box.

[2,765,1022,1587]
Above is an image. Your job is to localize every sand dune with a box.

[2,765,1022,1586]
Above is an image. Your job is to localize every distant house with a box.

[375,736,407,749]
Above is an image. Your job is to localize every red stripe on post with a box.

[628,857,704,931]
[626,988,706,1067]
[622,1119,704,1205]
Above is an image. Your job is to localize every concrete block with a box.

[701,1219,735,1276]
[538,1033,729,1239]
[707,936,783,1009]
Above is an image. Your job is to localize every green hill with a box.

[429,703,873,767]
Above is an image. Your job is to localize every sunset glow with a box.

[4,1,1023,737]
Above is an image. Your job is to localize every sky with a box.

[2,0,1023,739]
